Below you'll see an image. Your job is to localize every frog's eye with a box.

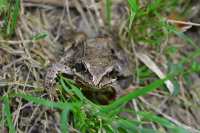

[110,48,115,54]
[74,62,87,72]
[106,69,118,78]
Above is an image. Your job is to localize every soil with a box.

[1,0,200,132]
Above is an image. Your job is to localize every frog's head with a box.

[80,37,116,87]
[83,61,114,86]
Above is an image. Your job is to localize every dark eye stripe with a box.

[74,63,86,72]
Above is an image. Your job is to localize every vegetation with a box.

[1,0,200,133]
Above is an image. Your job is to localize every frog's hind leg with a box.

[44,63,73,89]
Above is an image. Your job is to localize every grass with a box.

[2,95,15,133]
[105,0,112,28]
[0,0,20,37]
[4,75,188,133]
[1,0,200,132]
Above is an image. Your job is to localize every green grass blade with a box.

[180,48,200,64]
[61,77,86,101]
[127,0,138,30]
[113,119,158,133]
[0,0,8,12]
[60,77,74,96]
[66,82,85,101]
[14,92,83,132]
[147,0,162,13]
[138,112,174,128]
[60,106,72,133]
[61,77,85,100]
[112,119,138,132]
[6,0,20,36]
[137,112,190,133]
[60,77,85,101]
[2,95,15,133]
[14,93,66,109]
[105,0,112,27]
[127,0,138,13]
[32,32,48,41]
[100,78,165,113]
[191,61,200,72]
[169,27,197,49]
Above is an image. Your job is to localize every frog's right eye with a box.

[74,63,87,72]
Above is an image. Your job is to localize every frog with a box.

[45,32,133,104]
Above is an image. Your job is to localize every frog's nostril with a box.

[92,75,103,86]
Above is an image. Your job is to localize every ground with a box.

[0,0,200,133]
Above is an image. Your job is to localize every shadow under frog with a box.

[45,33,133,104]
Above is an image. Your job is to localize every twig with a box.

[167,19,200,27]
[0,40,33,44]
[23,0,72,7]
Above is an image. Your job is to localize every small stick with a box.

[23,0,73,7]
[167,19,200,27]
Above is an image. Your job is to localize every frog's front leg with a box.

[44,63,74,89]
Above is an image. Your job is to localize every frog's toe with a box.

[44,63,73,89]
[44,69,58,89]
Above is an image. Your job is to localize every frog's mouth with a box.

[82,85,116,105]
[75,77,117,105]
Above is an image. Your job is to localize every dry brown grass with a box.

[1,0,200,132]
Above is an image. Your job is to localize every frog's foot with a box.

[44,63,73,89]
